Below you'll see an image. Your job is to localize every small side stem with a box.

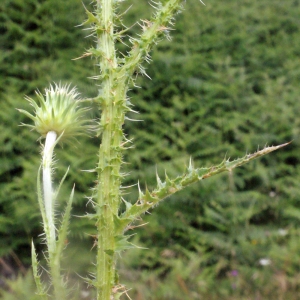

[43,130,57,254]
[42,131,65,299]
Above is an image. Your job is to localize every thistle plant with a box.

[18,84,90,299]
[18,1,288,299]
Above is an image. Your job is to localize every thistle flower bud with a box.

[18,83,90,142]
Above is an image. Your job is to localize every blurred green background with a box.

[1,0,300,299]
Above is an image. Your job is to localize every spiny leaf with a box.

[113,214,132,235]
[114,234,141,253]
[120,143,290,227]
[122,198,132,211]
[156,169,165,189]
[81,3,100,26]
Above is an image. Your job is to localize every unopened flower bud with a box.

[18,83,90,142]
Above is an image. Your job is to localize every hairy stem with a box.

[43,130,57,254]
[42,131,66,300]
[92,1,189,298]
[95,0,122,299]
[119,0,183,84]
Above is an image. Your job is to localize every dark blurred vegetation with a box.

[1,0,300,299]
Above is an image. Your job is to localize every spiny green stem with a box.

[119,0,183,84]
[92,2,194,298]
[95,0,122,299]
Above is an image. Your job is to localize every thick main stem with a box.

[94,1,185,298]
[96,0,123,299]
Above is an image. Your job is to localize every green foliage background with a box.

[1,0,300,298]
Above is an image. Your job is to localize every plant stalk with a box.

[42,130,65,299]
[43,130,57,255]
[93,1,187,298]
[95,0,123,299]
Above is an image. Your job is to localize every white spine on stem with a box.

[43,130,57,254]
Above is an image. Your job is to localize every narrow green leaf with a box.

[31,241,48,299]
[53,166,70,201]
[55,185,75,260]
